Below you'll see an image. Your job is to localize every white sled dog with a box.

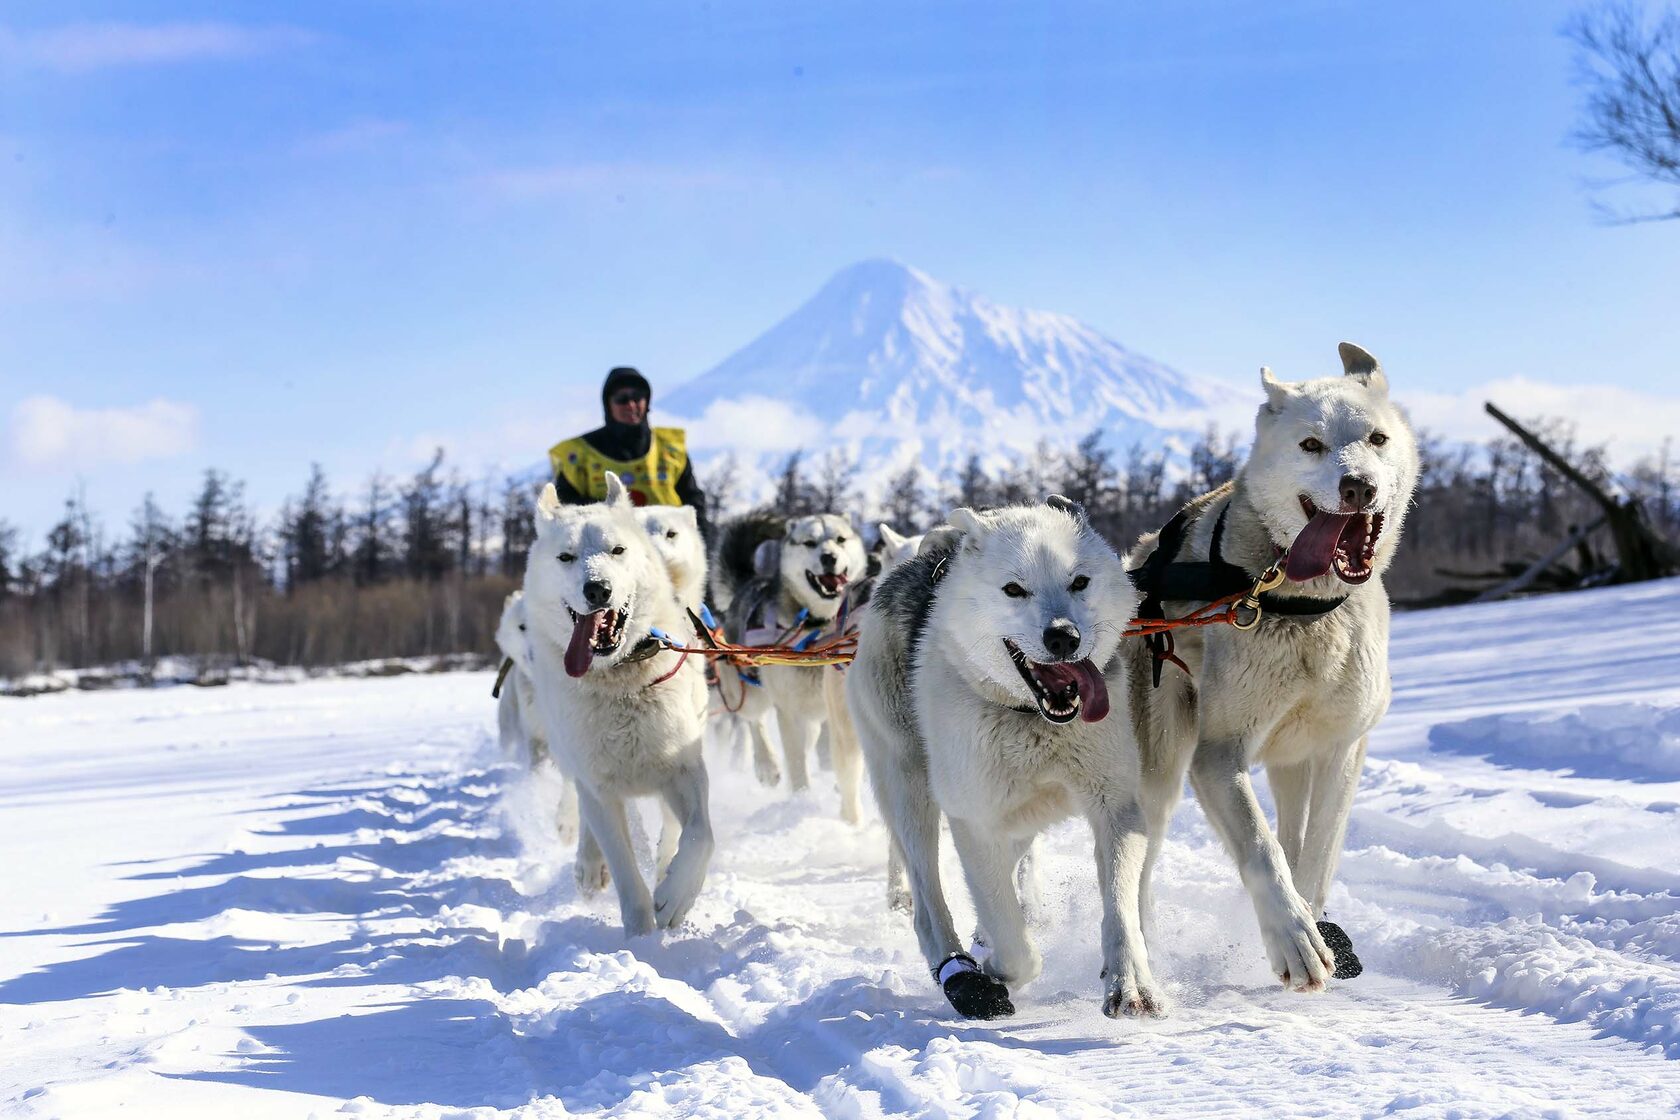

[494,591,543,764]
[1125,342,1418,990]
[848,497,1166,1020]
[493,591,581,839]
[637,505,708,614]
[874,523,922,572]
[714,512,869,820]
[522,474,714,936]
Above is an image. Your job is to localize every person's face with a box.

[608,389,648,426]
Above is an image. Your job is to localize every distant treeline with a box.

[3,421,1677,677]
[0,451,529,677]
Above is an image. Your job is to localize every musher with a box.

[548,366,710,541]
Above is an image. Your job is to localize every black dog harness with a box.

[1129,503,1347,686]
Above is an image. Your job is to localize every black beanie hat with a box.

[602,366,651,410]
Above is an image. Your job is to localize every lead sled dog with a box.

[1125,342,1418,989]
[521,474,714,936]
[848,497,1168,1020]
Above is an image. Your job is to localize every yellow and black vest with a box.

[549,426,688,507]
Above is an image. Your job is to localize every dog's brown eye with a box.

[836,535,847,545]
[611,545,625,555]
[1069,575,1090,593]
[1369,431,1389,447]
[1300,437,1325,454]
[665,530,678,539]
[1003,582,1031,598]
[558,553,576,563]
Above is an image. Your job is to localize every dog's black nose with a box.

[1042,622,1080,661]
[819,552,838,573]
[582,579,612,610]
[1339,475,1376,511]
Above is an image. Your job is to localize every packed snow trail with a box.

[3,581,1680,1117]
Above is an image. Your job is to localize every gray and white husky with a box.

[715,513,869,820]
[848,498,1167,1020]
[1125,342,1419,990]
[522,474,714,936]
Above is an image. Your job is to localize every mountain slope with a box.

[662,260,1250,482]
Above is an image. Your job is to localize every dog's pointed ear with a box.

[752,538,780,578]
[677,506,698,531]
[601,471,630,508]
[1260,366,1290,414]
[878,523,906,549]
[945,507,990,543]
[1046,494,1086,524]
[1338,342,1387,394]
[918,525,964,555]
[535,483,565,532]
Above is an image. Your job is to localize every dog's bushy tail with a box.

[711,510,785,612]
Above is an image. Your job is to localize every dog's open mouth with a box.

[1286,497,1383,585]
[1002,639,1110,724]
[564,604,629,677]
[805,570,849,600]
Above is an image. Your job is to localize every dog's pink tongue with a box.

[564,611,603,678]
[1072,659,1110,723]
[1036,659,1111,723]
[1285,511,1355,582]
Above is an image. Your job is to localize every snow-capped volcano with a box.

[661,259,1252,501]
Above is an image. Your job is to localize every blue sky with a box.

[3,1,1678,541]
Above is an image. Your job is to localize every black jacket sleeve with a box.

[674,458,711,544]
[552,469,591,506]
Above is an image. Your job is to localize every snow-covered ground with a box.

[4,580,1680,1117]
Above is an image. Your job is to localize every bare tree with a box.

[951,453,993,511]
[0,520,17,598]
[499,474,537,577]
[1568,1,1680,220]
[703,453,741,522]
[774,451,810,515]
[810,449,859,514]
[881,462,929,533]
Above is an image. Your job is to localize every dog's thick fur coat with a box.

[848,499,1167,1019]
[1125,342,1419,989]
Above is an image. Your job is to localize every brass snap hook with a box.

[1231,564,1285,632]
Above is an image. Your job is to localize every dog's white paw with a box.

[652,879,700,931]
[1259,890,1335,992]
[752,749,781,789]
[574,857,610,896]
[887,882,913,913]
[1102,975,1168,1020]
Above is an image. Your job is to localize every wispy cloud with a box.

[668,397,827,454]
[471,162,767,200]
[8,397,199,472]
[0,21,315,72]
